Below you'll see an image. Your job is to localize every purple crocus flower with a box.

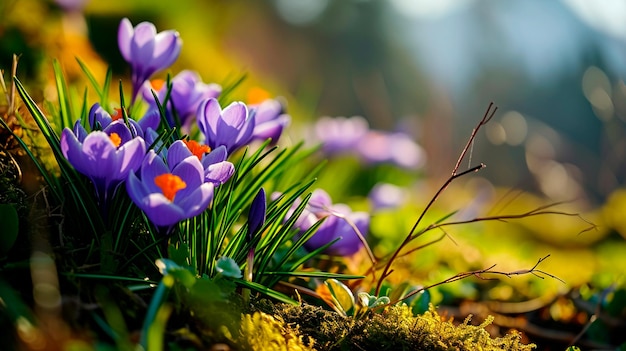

[60,120,146,207]
[54,0,88,12]
[118,18,182,101]
[126,145,215,231]
[197,98,255,154]
[368,183,408,211]
[140,70,221,132]
[356,131,426,170]
[166,140,234,186]
[248,188,267,240]
[245,188,266,285]
[88,103,159,137]
[313,116,369,154]
[249,99,290,144]
[294,189,369,256]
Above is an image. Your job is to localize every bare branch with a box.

[374,104,496,295]
[379,255,563,308]
[452,103,497,175]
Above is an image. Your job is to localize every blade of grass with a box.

[52,60,73,130]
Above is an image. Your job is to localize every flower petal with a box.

[205,161,234,186]
[89,103,112,130]
[171,156,204,198]
[253,115,290,141]
[221,101,248,128]
[138,109,161,133]
[103,120,133,144]
[324,212,368,256]
[61,128,90,175]
[254,99,282,123]
[81,132,116,177]
[142,193,186,227]
[141,150,169,193]
[201,145,228,167]
[176,182,214,218]
[118,18,134,62]
[248,188,266,238]
[235,113,255,149]
[167,140,193,169]
[126,171,152,206]
[117,137,146,178]
[197,98,221,137]
[215,119,241,151]
[150,30,182,71]
[130,22,157,64]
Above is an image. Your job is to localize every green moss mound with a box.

[251,300,535,350]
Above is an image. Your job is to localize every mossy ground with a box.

[249,299,535,351]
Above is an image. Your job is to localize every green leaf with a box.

[155,259,196,288]
[325,279,355,316]
[260,271,364,279]
[168,243,191,268]
[0,204,19,255]
[75,57,103,98]
[215,257,243,279]
[235,279,297,305]
[52,59,74,130]
[189,277,233,304]
[0,279,34,324]
[411,290,431,315]
[13,77,105,239]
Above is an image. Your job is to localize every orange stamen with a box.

[112,108,125,121]
[154,173,187,202]
[183,139,211,160]
[151,79,165,91]
[247,86,271,105]
[109,132,122,148]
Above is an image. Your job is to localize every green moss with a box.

[238,311,316,351]
[252,300,535,350]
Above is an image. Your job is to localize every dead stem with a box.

[374,103,497,295]
[380,254,563,308]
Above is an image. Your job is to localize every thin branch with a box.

[452,103,497,174]
[380,254,562,308]
[374,103,497,295]
[388,233,447,262]
[415,203,597,238]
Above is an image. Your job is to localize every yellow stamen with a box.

[247,86,271,105]
[183,139,211,160]
[151,79,165,91]
[109,132,121,148]
[154,173,187,202]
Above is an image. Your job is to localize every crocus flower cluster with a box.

[61,100,235,230]
[313,116,426,170]
[141,70,222,133]
[292,189,369,256]
[117,18,291,154]
[63,16,366,260]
